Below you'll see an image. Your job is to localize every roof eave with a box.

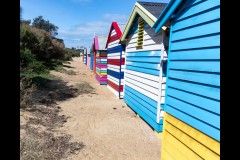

[153,0,183,33]
[120,2,157,42]
[105,22,123,48]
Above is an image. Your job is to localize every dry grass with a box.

[20,77,92,160]
[20,77,36,108]
[20,103,85,160]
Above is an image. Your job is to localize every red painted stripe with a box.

[106,22,123,48]
[108,58,125,65]
[107,80,123,92]
[109,34,119,43]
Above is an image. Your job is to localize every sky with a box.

[20,0,170,51]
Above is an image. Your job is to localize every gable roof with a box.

[94,36,108,50]
[153,0,184,33]
[138,1,167,18]
[105,22,126,48]
[120,1,167,42]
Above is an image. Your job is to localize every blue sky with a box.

[20,0,170,51]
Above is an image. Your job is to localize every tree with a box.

[32,16,59,37]
[22,19,31,25]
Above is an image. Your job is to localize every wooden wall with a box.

[124,18,168,132]
[95,50,107,84]
[161,0,220,159]
[107,26,125,98]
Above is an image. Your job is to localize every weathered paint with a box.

[106,22,126,98]
[154,0,220,159]
[120,2,168,132]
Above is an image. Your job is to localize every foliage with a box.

[21,19,31,25]
[20,49,47,74]
[32,16,59,37]
[20,23,67,63]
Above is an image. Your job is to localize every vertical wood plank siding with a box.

[107,26,125,98]
[124,20,167,132]
[160,0,220,159]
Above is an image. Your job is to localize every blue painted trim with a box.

[125,85,157,110]
[163,22,174,119]
[167,96,220,129]
[174,0,220,22]
[126,50,161,57]
[127,62,160,70]
[167,87,220,114]
[168,78,220,100]
[171,34,220,50]
[126,57,162,63]
[154,0,184,33]
[125,89,157,116]
[107,45,123,53]
[169,60,220,73]
[126,65,163,76]
[171,21,220,41]
[107,70,124,79]
[172,9,220,32]
[124,95,163,132]
[168,69,220,86]
[166,107,220,141]
[169,47,220,60]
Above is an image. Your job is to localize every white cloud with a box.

[103,13,128,22]
[59,21,110,37]
[58,21,110,48]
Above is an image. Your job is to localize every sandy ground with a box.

[46,57,161,160]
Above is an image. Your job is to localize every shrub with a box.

[20,77,36,108]
[20,49,47,74]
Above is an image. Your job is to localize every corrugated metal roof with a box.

[97,36,108,50]
[137,1,168,18]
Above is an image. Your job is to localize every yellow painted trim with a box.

[120,2,157,42]
[135,2,157,22]
[165,113,220,155]
[161,148,175,160]
[160,112,167,160]
[163,130,203,160]
[162,113,220,160]
[163,138,190,160]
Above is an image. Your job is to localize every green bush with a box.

[20,49,47,74]
[20,19,80,77]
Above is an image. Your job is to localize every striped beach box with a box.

[106,22,126,98]
[93,36,108,85]
[119,2,168,132]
